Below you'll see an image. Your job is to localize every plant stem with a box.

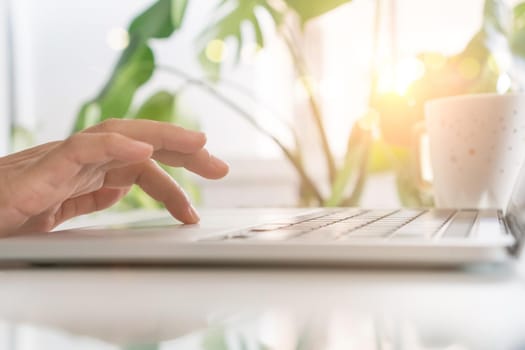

[341,134,371,206]
[157,65,324,204]
[281,26,338,184]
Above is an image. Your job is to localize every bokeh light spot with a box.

[422,53,447,70]
[205,39,227,63]
[106,27,129,51]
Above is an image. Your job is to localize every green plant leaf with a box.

[515,1,525,19]
[129,0,188,40]
[395,157,434,208]
[74,42,155,131]
[197,0,353,76]
[197,0,282,78]
[510,2,525,59]
[115,185,163,211]
[285,0,352,22]
[483,0,510,35]
[249,12,264,48]
[133,90,176,122]
[171,0,189,28]
[368,140,408,173]
[325,124,370,207]
[510,29,525,57]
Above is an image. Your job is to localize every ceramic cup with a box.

[423,93,525,209]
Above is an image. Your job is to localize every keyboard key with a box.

[332,211,401,239]
[292,227,355,241]
[441,210,477,238]
[250,224,291,232]
[342,227,394,238]
[391,210,455,238]
[473,210,507,241]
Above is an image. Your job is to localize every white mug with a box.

[423,93,525,209]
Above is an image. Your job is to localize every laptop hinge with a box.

[504,212,524,257]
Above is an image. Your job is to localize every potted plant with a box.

[74,0,525,209]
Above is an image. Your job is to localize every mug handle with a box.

[411,121,433,193]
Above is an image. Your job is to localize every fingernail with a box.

[192,131,207,140]
[211,155,229,170]
[187,205,200,223]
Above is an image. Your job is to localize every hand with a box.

[0,119,229,236]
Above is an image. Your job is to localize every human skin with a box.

[0,119,229,237]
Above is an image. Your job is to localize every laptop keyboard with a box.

[203,209,476,242]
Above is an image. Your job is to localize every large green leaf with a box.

[129,0,188,40]
[74,42,155,131]
[74,0,189,132]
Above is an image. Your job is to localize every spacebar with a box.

[441,211,478,238]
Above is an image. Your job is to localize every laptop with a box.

[1,164,524,266]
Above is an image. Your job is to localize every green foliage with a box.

[74,0,198,210]
[286,0,351,22]
[368,140,408,173]
[483,0,525,60]
[74,0,188,131]
[76,0,354,129]
[483,0,509,34]
[395,156,434,208]
[197,0,352,77]
[197,0,281,78]
[74,44,155,131]
[74,0,523,208]
[133,90,176,122]
[75,0,357,209]
[325,124,371,207]
[129,0,187,39]
[510,2,525,58]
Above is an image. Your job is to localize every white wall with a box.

[0,0,9,156]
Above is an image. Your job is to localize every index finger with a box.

[86,119,207,154]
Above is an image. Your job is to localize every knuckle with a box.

[99,118,121,131]
[62,133,83,152]
[101,132,122,147]
[34,215,56,232]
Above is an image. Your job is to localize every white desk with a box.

[0,211,523,349]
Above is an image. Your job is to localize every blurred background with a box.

[0,0,523,210]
